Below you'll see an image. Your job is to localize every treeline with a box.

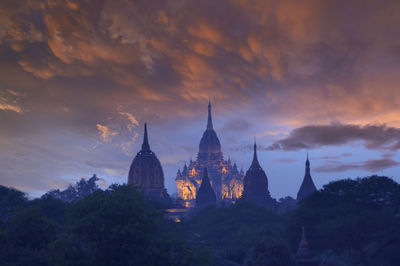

[0,182,210,265]
[188,176,400,265]
[1,175,400,265]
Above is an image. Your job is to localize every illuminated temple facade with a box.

[176,102,244,207]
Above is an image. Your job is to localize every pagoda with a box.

[175,101,243,207]
[195,168,217,209]
[242,141,275,207]
[297,154,317,201]
[128,123,170,204]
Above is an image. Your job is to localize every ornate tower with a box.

[128,123,170,203]
[242,141,274,207]
[195,168,216,209]
[297,154,317,201]
[175,101,244,207]
[197,101,223,161]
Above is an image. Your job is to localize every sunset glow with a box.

[1,0,400,200]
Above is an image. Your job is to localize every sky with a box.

[1,0,400,199]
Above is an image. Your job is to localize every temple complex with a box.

[297,154,317,201]
[242,142,275,207]
[195,168,217,209]
[128,123,170,204]
[175,101,244,207]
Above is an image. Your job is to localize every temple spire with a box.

[297,153,317,201]
[251,140,260,168]
[195,168,217,209]
[296,226,313,262]
[207,99,213,130]
[141,123,150,151]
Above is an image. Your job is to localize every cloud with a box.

[231,143,270,153]
[95,111,140,155]
[0,96,23,113]
[1,0,400,129]
[316,153,352,160]
[221,118,251,132]
[273,158,297,164]
[314,158,400,173]
[1,0,400,198]
[118,112,139,132]
[268,123,400,151]
[96,124,118,142]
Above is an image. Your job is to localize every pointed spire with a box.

[296,226,313,261]
[251,140,260,168]
[207,99,213,130]
[195,168,216,209]
[305,152,310,172]
[202,168,211,186]
[141,123,150,151]
[233,162,238,171]
[297,153,317,201]
[175,168,183,180]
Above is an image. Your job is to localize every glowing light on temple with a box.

[191,168,196,176]
[175,102,244,207]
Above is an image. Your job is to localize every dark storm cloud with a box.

[314,158,400,173]
[1,0,400,124]
[268,124,400,151]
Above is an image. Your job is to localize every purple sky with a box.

[1,0,400,198]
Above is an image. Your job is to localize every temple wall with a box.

[176,179,197,201]
[176,161,243,205]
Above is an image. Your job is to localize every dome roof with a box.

[128,124,164,189]
[198,101,222,158]
[199,129,222,154]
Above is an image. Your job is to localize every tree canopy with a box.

[0,175,400,265]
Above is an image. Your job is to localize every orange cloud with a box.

[0,97,23,114]
[96,124,118,142]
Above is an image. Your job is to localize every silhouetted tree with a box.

[285,175,400,265]
[0,185,27,221]
[43,174,100,202]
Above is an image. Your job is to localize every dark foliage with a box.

[0,184,212,266]
[0,185,27,221]
[1,175,400,265]
[186,200,283,265]
[284,175,400,265]
[43,174,100,202]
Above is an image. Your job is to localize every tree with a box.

[43,174,100,202]
[51,184,204,265]
[285,176,400,265]
[0,185,27,221]
[251,237,295,266]
[0,206,57,265]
